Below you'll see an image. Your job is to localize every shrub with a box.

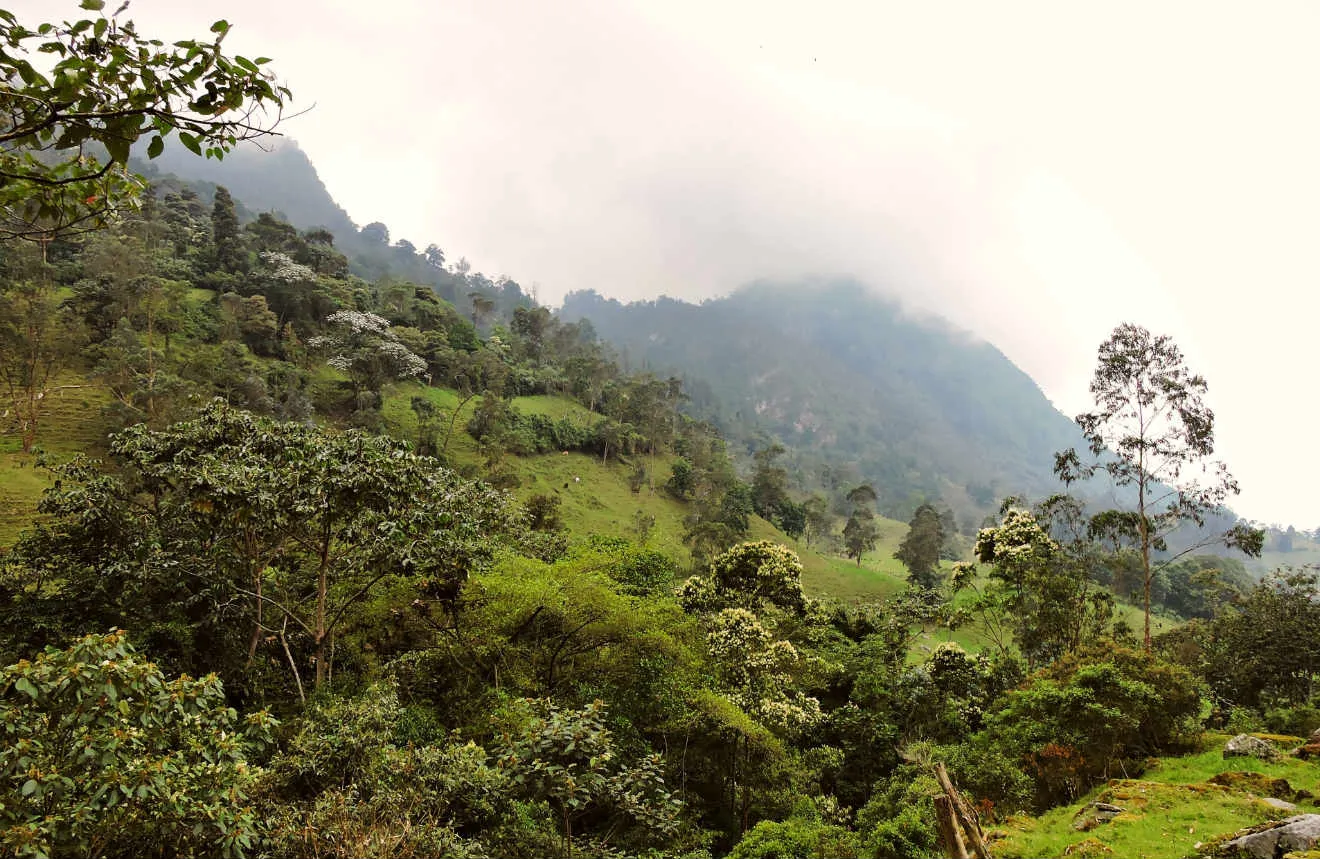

[728,817,861,859]
[0,630,273,859]
[259,684,513,859]
[975,644,1201,809]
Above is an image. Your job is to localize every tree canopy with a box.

[0,1,290,241]
[1054,323,1262,648]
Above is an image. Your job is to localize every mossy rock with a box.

[1062,837,1114,857]
[1210,772,1308,802]
[1253,733,1306,746]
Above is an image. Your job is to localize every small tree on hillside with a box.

[1054,323,1262,649]
[894,503,945,590]
[310,310,426,398]
[211,186,246,273]
[842,484,880,566]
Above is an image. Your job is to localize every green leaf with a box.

[21,778,39,796]
[146,135,164,159]
[104,136,129,164]
[210,20,230,34]
[80,0,106,9]
[178,132,202,156]
[14,677,39,698]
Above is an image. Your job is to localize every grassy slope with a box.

[381,382,914,599]
[0,378,114,547]
[992,735,1320,859]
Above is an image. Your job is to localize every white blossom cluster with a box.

[706,608,822,735]
[259,251,317,283]
[321,310,392,335]
[376,338,427,377]
[974,508,1058,566]
[310,311,427,380]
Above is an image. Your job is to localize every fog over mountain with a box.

[14,0,1320,525]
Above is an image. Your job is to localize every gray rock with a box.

[1257,796,1297,812]
[1072,801,1125,831]
[1223,734,1280,761]
[1218,814,1320,859]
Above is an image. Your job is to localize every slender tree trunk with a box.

[1139,479,1151,651]
[280,616,305,705]
[314,519,331,688]
[247,571,263,664]
[246,529,264,666]
[740,735,752,834]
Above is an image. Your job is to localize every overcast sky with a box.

[25,0,1320,527]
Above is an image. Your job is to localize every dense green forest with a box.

[2,5,1320,859]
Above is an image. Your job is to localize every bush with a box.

[1264,701,1320,738]
[856,771,939,859]
[974,644,1202,809]
[259,684,513,859]
[0,630,273,859]
[728,817,861,859]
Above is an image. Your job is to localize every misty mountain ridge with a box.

[137,138,357,239]
[561,280,1088,519]
[138,137,1245,537]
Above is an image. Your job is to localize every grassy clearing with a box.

[992,736,1320,859]
[1141,738,1320,793]
[0,377,113,547]
[380,383,916,600]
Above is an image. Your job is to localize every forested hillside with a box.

[2,6,1318,859]
[562,283,1086,523]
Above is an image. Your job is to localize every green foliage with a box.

[893,503,944,590]
[0,402,527,698]
[260,684,511,859]
[750,444,804,537]
[211,186,246,273]
[1196,568,1320,710]
[976,645,1202,809]
[0,252,86,451]
[959,507,1113,668]
[0,630,273,858]
[678,541,809,617]
[526,493,564,532]
[309,309,426,399]
[496,698,683,855]
[856,770,940,859]
[0,3,289,240]
[841,485,881,567]
[1054,323,1263,647]
[728,816,860,859]
[667,456,695,499]
[4,39,1317,859]
[398,549,700,731]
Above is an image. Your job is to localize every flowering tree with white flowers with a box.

[309,309,426,398]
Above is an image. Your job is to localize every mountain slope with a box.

[562,280,1086,518]
[139,138,356,237]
